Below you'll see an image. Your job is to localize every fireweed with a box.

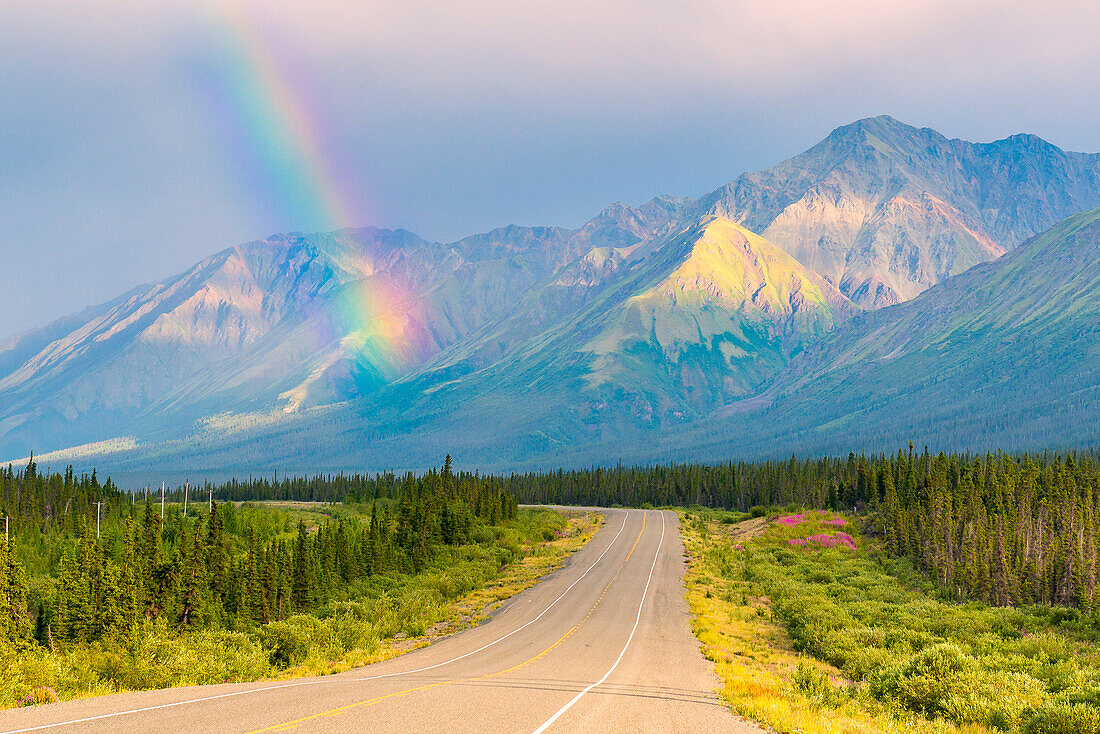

[690,507,1100,732]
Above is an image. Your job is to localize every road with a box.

[0,509,759,733]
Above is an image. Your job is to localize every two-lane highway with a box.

[0,510,759,733]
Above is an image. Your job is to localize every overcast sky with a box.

[2,0,1099,338]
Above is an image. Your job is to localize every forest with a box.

[0,459,521,673]
[5,446,1097,648]
[4,445,1100,718]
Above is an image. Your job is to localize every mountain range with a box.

[3,115,1099,474]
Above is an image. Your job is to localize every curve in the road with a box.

[1,512,631,734]
[245,512,651,733]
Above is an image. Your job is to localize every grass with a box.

[681,508,1100,734]
[0,508,602,709]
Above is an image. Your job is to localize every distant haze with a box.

[2,0,1099,338]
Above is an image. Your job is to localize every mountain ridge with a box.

[700,114,1100,307]
[3,116,1100,471]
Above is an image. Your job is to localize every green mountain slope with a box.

[580,217,858,408]
[692,206,1100,457]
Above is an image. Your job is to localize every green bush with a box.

[941,671,1046,729]
[790,660,847,708]
[871,643,1046,728]
[172,631,270,685]
[258,615,330,667]
[328,615,377,656]
[1023,702,1100,734]
[871,643,974,715]
[1014,632,1073,665]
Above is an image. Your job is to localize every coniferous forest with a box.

[0,455,532,702]
[3,448,1098,645]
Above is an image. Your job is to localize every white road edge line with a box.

[0,511,632,734]
[530,509,666,734]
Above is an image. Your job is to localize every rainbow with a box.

[195,2,427,398]
[201,0,358,232]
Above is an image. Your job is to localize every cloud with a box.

[0,0,1099,337]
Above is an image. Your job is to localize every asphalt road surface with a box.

[0,509,759,733]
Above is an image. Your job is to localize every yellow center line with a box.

[245,512,648,733]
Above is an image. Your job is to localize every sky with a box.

[2,0,1099,338]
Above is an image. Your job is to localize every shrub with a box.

[471,527,495,545]
[871,643,974,715]
[790,660,846,707]
[1023,702,1100,734]
[1015,632,1072,664]
[258,615,331,667]
[327,615,377,656]
[872,644,1046,728]
[940,671,1046,729]
[171,631,270,685]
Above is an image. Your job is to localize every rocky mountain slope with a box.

[701,115,1100,308]
[692,205,1100,458]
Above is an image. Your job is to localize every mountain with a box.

[2,117,1099,473]
[692,205,1100,457]
[578,216,858,407]
[0,229,432,454]
[408,215,857,425]
[701,115,1100,308]
[7,214,856,473]
[0,200,690,460]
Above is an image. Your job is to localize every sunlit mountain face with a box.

[3,117,1099,473]
[700,116,1100,308]
[687,204,1100,460]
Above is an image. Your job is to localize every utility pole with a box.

[184,481,189,516]
[95,501,104,539]
[209,486,213,512]
[160,481,165,519]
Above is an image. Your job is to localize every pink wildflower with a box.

[824,518,847,527]
[776,514,806,527]
[16,687,58,707]
[788,538,807,546]
[792,532,857,551]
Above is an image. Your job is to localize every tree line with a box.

[5,446,1099,651]
[1,456,517,649]
[505,448,1100,611]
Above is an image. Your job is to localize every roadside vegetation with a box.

[683,508,1100,733]
[514,449,1100,612]
[0,456,600,708]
